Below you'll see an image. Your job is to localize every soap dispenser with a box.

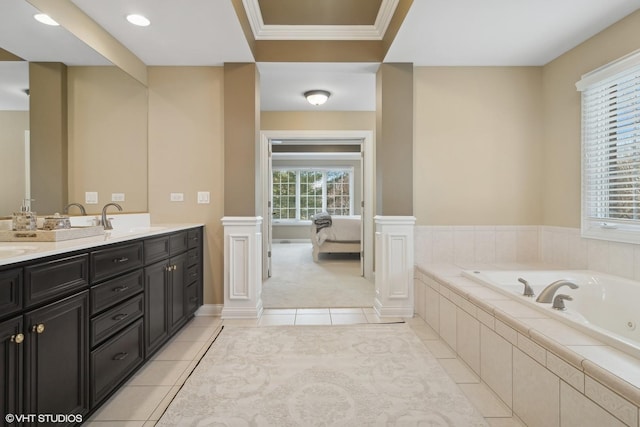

[12,199,37,231]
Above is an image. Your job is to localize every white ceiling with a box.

[1,0,640,111]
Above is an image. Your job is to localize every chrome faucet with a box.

[517,277,535,297]
[101,203,122,230]
[552,294,573,310]
[535,280,578,303]
[63,202,86,216]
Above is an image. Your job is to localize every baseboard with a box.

[195,304,223,317]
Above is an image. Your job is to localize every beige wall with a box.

[541,10,640,227]
[147,66,225,306]
[414,67,543,225]
[67,66,148,214]
[0,111,29,214]
[262,111,374,131]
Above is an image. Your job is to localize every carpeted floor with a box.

[157,324,489,426]
[261,243,374,308]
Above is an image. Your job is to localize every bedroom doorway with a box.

[260,131,374,284]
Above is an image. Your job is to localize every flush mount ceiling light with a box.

[304,90,330,106]
[34,13,59,26]
[126,14,151,27]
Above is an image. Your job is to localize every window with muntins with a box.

[578,50,640,243]
[272,168,354,222]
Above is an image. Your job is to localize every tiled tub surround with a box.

[414,264,640,427]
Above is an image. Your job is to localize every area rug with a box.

[157,324,488,426]
[262,243,374,308]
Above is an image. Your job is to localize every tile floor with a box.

[85,311,526,426]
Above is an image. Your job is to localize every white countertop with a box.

[0,222,203,267]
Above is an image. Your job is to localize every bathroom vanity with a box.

[0,224,203,425]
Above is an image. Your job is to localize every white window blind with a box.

[578,50,640,243]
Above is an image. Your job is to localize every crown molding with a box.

[242,0,399,41]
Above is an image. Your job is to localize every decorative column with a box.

[374,216,416,317]
[221,217,263,319]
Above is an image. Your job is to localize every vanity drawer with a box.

[91,243,143,283]
[91,270,144,314]
[170,232,188,255]
[0,268,22,318]
[187,228,201,249]
[185,281,199,316]
[144,236,169,265]
[91,294,144,347]
[187,248,200,268]
[90,319,144,407]
[186,264,200,285]
[25,254,89,307]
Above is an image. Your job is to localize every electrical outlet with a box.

[111,193,125,202]
[85,191,98,204]
[197,191,210,204]
[170,192,184,202]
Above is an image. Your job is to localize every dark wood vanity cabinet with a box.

[0,226,204,424]
[144,229,202,356]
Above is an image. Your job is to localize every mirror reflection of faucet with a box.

[63,202,87,216]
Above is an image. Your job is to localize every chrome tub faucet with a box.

[535,280,578,303]
[101,203,123,230]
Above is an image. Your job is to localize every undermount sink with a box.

[0,245,39,258]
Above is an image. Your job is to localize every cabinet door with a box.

[0,268,22,320]
[144,261,170,355]
[25,291,89,420]
[0,316,23,419]
[169,253,188,332]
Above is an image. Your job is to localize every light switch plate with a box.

[111,193,125,202]
[85,191,98,204]
[197,191,210,204]
[170,192,184,202]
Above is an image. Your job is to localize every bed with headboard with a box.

[310,213,361,261]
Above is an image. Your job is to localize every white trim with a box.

[242,0,399,41]
[195,304,223,317]
[272,152,361,161]
[576,48,640,91]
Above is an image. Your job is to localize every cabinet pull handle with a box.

[172,265,177,271]
[112,313,129,321]
[113,256,129,263]
[165,265,172,272]
[112,285,129,293]
[32,323,45,334]
[113,352,129,361]
[10,333,25,344]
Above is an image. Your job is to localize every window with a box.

[272,168,354,222]
[578,51,640,243]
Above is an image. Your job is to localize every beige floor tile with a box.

[364,313,403,324]
[148,385,182,421]
[258,314,296,326]
[263,308,296,315]
[459,383,512,418]
[143,422,158,427]
[438,358,481,384]
[189,315,222,327]
[128,361,192,386]
[295,314,332,325]
[171,325,220,342]
[152,339,207,361]
[89,386,172,421]
[422,339,457,358]
[296,308,330,314]
[329,308,364,314]
[486,417,526,427]
[362,307,376,314]
[330,313,368,325]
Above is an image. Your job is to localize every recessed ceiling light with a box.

[34,13,59,26]
[126,14,150,27]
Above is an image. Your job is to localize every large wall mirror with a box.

[0,1,148,218]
